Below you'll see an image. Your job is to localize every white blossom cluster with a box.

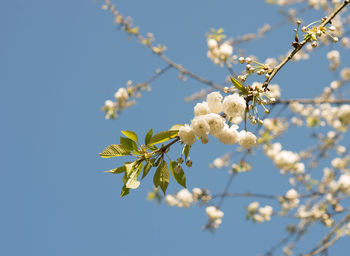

[331,155,349,170]
[247,202,274,223]
[263,118,288,136]
[290,102,350,131]
[178,91,257,149]
[210,154,231,169]
[164,188,211,208]
[296,204,335,227]
[165,189,223,230]
[103,85,138,119]
[327,50,340,70]
[264,143,304,173]
[280,188,300,211]
[329,173,350,195]
[207,38,233,65]
[206,206,224,229]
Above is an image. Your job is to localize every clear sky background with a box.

[1,0,349,255]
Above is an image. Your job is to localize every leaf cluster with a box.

[100,127,189,197]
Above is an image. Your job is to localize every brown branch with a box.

[302,212,350,256]
[102,0,224,92]
[275,98,350,104]
[262,0,350,89]
[212,192,321,200]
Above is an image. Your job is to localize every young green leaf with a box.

[147,145,158,151]
[148,130,178,145]
[169,124,184,131]
[120,185,130,198]
[169,160,186,188]
[121,130,138,143]
[145,129,153,145]
[104,166,126,174]
[125,162,142,189]
[120,137,138,151]
[124,161,136,176]
[230,76,248,94]
[99,144,131,158]
[141,161,153,180]
[182,144,191,161]
[153,160,169,194]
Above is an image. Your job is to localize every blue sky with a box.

[1,0,349,255]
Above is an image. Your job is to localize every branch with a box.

[302,212,350,256]
[262,0,350,89]
[212,192,321,200]
[275,98,350,104]
[102,0,225,92]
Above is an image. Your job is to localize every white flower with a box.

[338,105,350,125]
[253,214,264,223]
[331,157,347,169]
[238,130,257,149]
[216,126,239,145]
[207,38,218,49]
[259,205,273,220]
[295,162,305,174]
[247,201,260,212]
[104,100,114,108]
[165,195,178,207]
[204,113,225,135]
[223,94,246,118]
[290,102,304,113]
[338,174,350,191]
[206,92,223,114]
[274,150,300,170]
[264,142,282,158]
[193,101,210,116]
[190,116,210,137]
[192,188,202,201]
[114,87,129,101]
[327,50,340,61]
[176,189,194,208]
[219,43,233,59]
[341,68,350,81]
[178,124,196,146]
[285,189,298,200]
[213,158,225,168]
[206,206,224,220]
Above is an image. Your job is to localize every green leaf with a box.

[230,76,248,94]
[141,161,153,180]
[99,144,131,158]
[149,130,178,145]
[169,161,186,188]
[120,137,138,151]
[182,144,191,161]
[105,166,126,174]
[121,130,138,143]
[153,160,169,194]
[145,129,153,145]
[124,161,136,176]
[169,124,184,131]
[120,185,130,198]
[125,176,140,189]
[125,162,142,189]
[147,145,158,151]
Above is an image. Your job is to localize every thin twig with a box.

[262,0,350,89]
[275,98,350,104]
[102,0,225,92]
